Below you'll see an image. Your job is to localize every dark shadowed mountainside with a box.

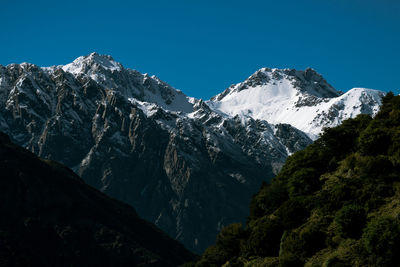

[0,132,195,267]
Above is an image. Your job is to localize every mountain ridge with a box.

[0,53,385,253]
[208,67,384,138]
[211,67,341,102]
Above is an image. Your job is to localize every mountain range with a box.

[0,52,385,253]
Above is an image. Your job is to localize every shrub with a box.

[323,256,352,267]
[275,197,310,229]
[362,216,400,266]
[318,114,372,157]
[196,245,229,267]
[358,124,391,156]
[249,181,288,221]
[355,155,393,179]
[279,224,326,266]
[246,216,283,257]
[216,223,246,257]
[334,204,365,238]
[278,231,304,267]
[287,168,319,197]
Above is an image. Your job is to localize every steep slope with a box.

[0,132,195,267]
[192,93,400,267]
[209,68,385,138]
[0,53,312,253]
[60,52,194,113]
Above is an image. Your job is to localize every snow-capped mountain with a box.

[209,68,384,139]
[61,52,194,113]
[0,53,312,253]
[0,53,384,253]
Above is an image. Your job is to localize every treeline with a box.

[185,92,400,266]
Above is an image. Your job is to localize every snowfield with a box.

[208,68,384,139]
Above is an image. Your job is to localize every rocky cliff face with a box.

[0,53,383,253]
[0,132,195,266]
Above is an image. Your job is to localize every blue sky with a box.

[1,0,399,98]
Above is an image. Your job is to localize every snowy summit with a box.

[208,68,385,139]
[62,52,123,74]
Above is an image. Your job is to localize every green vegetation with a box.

[191,93,400,266]
[333,204,366,238]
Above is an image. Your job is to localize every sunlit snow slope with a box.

[208,68,385,139]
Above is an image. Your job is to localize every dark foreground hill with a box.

[0,132,195,267]
[189,93,400,266]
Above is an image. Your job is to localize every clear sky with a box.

[1,0,399,99]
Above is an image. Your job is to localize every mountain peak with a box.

[62,52,122,74]
[245,67,340,98]
[208,68,384,137]
[211,67,340,102]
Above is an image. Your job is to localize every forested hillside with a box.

[189,92,400,266]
